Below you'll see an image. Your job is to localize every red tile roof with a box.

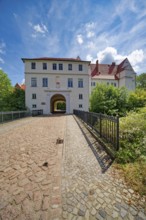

[15,83,25,90]
[91,58,129,80]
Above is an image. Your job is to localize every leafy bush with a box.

[116,107,146,163]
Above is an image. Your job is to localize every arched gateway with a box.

[50,94,66,114]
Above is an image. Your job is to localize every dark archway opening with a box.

[50,94,66,114]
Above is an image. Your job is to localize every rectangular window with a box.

[107,82,109,85]
[79,104,82,108]
[114,83,116,87]
[53,63,57,70]
[68,78,73,87]
[78,78,83,88]
[32,93,36,99]
[59,63,63,70]
[32,104,37,108]
[42,78,48,87]
[43,63,47,70]
[79,94,83,99]
[31,77,37,87]
[31,62,36,69]
[68,64,72,70]
[91,82,95,86]
[79,64,83,71]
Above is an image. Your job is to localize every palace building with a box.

[22,56,136,114]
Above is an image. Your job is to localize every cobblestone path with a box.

[0,116,66,220]
[62,115,146,220]
[0,115,146,220]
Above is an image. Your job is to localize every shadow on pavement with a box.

[74,116,114,173]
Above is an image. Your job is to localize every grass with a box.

[114,161,146,196]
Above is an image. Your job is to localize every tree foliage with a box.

[90,83,128,116]
[9,88,26,111]
[0,70,12,111]
[0,69,26,111]
[90,83,146,116]
[136,73,146,89]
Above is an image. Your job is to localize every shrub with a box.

[116,107,146,163]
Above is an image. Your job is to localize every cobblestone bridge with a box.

[0,115,145,220]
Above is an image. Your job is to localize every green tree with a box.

[90,83,129,116]
[0,69,12,111]
[128,89,146,110]
[9,88,26,110]
[136,73,146,89]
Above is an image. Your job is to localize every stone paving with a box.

[62,115,146,220]
[0,116,65,220]
[0,115,145,220]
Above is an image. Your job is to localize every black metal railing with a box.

[73,109,119,151]
[32,109,43,116]
[0,111,30,124]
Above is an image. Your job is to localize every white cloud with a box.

[76,34,83,44]
[87,31,95,38]
[0,42,5,64]
[0,42,5,54]
[21,78,25,84]
[85,22,96,30]
[90,47,145,72]
[33,24,48,34]
[127,49,144,66]
[0,57,4,64]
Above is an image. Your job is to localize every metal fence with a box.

[32,109,43,116]
[0,111,30,124]
[73,109,119,151]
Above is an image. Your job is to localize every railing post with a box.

[100,114,102,137]
[116,116,119,150]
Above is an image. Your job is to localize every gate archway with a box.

[50,94,66,114]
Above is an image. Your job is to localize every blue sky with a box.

[0,0,146,85]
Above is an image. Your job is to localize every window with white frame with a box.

[68,64,72,70]
[53,63,57,70]
[42,78,48,87]
[32,93,36,99]
[79,94,83,99]
[91,82,96,86]
[68,78,73,87]
[43,63,47,70]
[31,77,37,87]
[79,64,83,71]
[79,104,83,108]
[78,78,83,88]
[59,63,63,70]
[31,62,36,69]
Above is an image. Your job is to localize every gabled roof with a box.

[22,57,90,63]
[15,83,26,90]
[91,58,132,80]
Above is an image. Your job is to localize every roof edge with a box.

[21,57,91,63]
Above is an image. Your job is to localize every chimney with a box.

[96,60,98,73]
[112,62,116,65]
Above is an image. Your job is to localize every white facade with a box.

[23,58,90,114]
[22,57,136,114]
